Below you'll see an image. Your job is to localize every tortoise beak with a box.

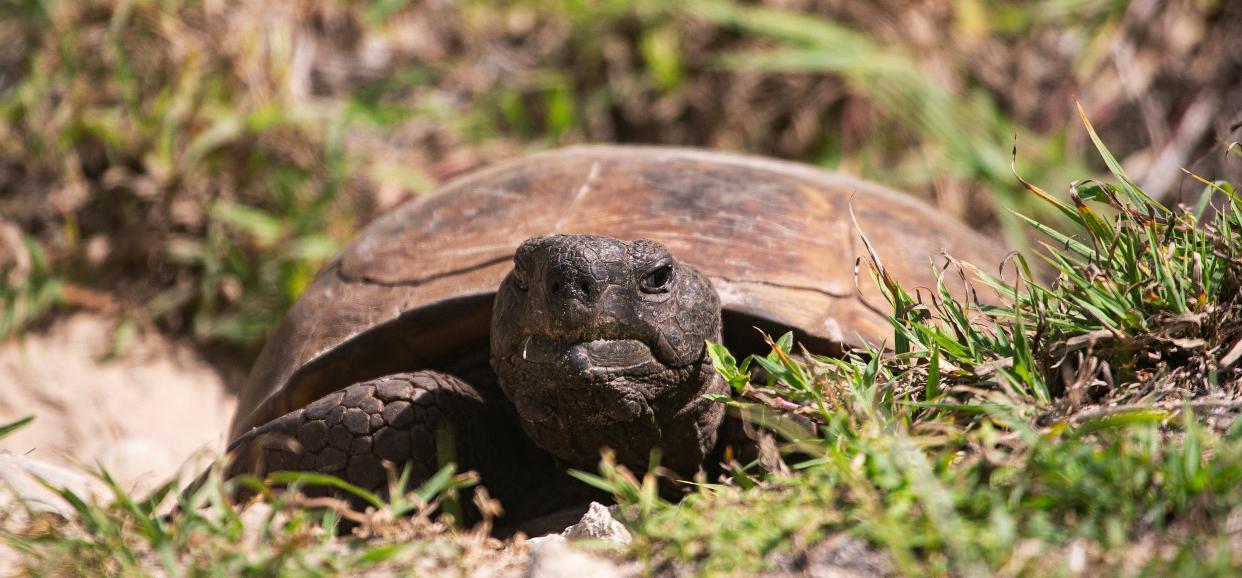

[566,339,654,371]
[519,335,660,374]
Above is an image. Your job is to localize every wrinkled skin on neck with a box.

[490,235,726,476]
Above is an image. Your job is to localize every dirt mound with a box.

[0,313,236,492]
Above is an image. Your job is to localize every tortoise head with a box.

[490,234,727,475]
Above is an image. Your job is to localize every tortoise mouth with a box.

[519,335,664,376]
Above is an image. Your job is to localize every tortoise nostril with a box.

[547,274,595,302]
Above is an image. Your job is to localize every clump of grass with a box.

[0,412,490,576]
[587,407,1242,575]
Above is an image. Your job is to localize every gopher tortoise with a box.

[225,146,1005,524]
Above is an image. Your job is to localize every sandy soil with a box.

[0,313,237,493]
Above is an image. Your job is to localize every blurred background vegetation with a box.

[1,0,1239,374]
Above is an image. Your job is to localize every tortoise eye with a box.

[640,263,674,293]
[512,267,529,291]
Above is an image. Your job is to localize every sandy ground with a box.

[0,313,237,493]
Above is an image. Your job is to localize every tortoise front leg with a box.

[225,371,551,503]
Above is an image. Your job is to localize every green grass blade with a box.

[0,416,33,440]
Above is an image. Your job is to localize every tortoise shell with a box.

[229,146,1006,439]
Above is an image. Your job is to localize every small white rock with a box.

[559,502,631,544]
[521,502,635,578]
